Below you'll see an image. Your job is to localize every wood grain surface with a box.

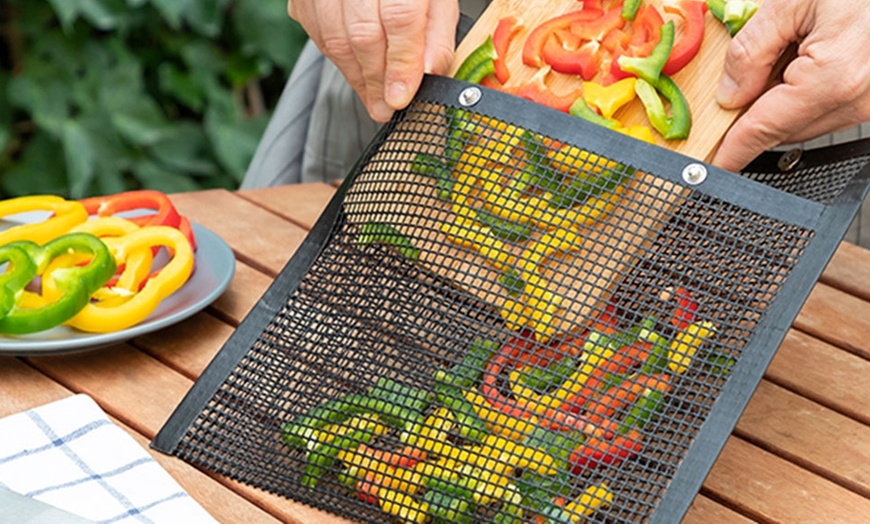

[452,0,742,160]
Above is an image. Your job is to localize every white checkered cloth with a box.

[0,394,217,524]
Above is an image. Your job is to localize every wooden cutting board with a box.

[348,0,756,340]
[451,0,742,161]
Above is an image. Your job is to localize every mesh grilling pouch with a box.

[153,74,870,522]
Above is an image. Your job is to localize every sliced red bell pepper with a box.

[513,67,582,113]
[541,30,604,80]
[522,8,604,68]
[492,16,524,84]
[79,190,198,251]
[569,3,626,41]
[662,0,708,76]
[606,4,665,83]
[618,20,675,84]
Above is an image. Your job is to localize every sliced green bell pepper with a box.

[0,233,116,335]
[707,0,758,36]
[617,20,675,85]
[454,36,498,84]
[568,97,619,130]
[635,75,692,140]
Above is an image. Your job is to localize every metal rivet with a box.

[458,86,482,107]
[778,148,802,172]
[682,163,708,185]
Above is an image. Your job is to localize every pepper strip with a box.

[668,321,716,374]
[80,190,198,251]
[0,195,88,246]
[563,482,614,522]
[635,75,692,140]
[45,226,194,333]
[0,233,116,335]
[0,244,38,319]
[493,16,524,84]
[617,20,675,84]
[69,216,154,293]
[454,35,498,83]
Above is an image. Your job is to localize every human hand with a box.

[287,0,460,122]
[711,0,870,172]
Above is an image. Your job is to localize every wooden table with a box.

[3,184,870,523]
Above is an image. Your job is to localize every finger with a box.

[712,61,825,171]
[316,1,368,108]
[287,0,321,43]
[716,0,810,109]
[381,0,430,111]
[423,0,459,75]
[344,0,392,121]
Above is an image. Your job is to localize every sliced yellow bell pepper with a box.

[0,195,88,246]
[617,124,657,144]
[44,225,194,333]
[583,78,637,119]
[463,389,539,441]
[668,321,716,374]
[564,482,614,522]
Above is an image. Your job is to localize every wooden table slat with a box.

[766,329,870,426]
[702,437,870,522]
[737,380,870,498]
[170,189,310,276]
[794,282,870,360]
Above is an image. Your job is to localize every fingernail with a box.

[385,81,410,109]
[716,73,739,108]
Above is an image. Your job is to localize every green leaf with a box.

[0,71,11,156]
[109,97,171,146]
[204,106,267,182]
[150,0,193,29]
[183,0,231,37]
[1,133,68,198]
[149,123,218,176]
[7,75,71,137]
[95,167,130,196]
[158,63,205,111]
[46,0,119,31]
[232,0,308,71]
[45,0,81,30]
[63,119,98,198]
[133,160,202,193]
[79,0,121,30]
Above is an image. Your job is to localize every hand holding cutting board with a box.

[285,0,870,169]
[711,0,870,170]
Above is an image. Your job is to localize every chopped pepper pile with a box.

[453,0,760,143]
[283,288,727,522]
[0,190,197,334]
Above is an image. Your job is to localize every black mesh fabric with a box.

[156,84,870,523]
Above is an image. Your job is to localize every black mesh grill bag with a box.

[153,76,870,523]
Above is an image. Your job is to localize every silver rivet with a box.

[778,148,802,171]
[458,86,482,107]
[682,163,707,185]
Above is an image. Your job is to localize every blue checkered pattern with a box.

[0,395,216,524]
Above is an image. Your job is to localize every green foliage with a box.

[0,0,308,198]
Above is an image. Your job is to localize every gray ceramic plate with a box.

[0,223,235,355]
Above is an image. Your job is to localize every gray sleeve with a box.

[240,40,381,189]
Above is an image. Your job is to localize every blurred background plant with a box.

[0,0,308,198]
